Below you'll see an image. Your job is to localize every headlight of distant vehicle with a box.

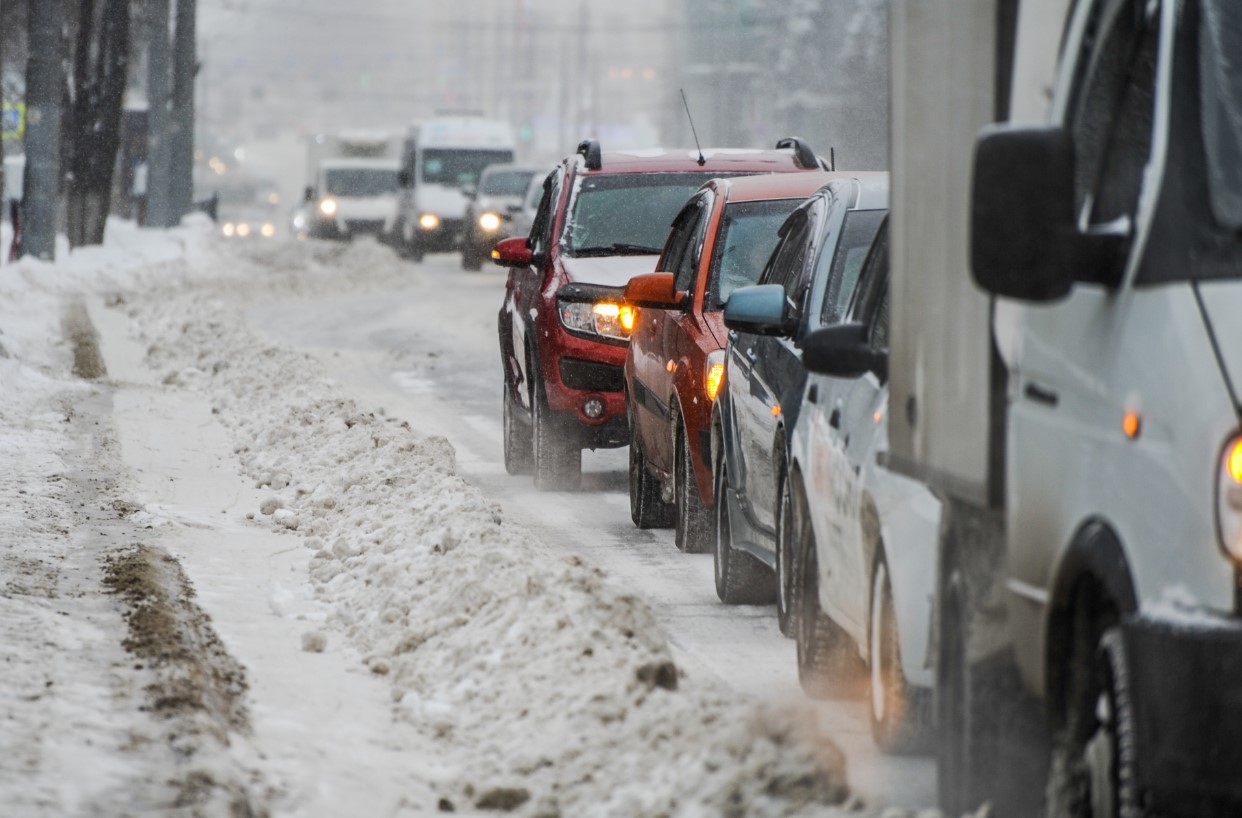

[261,223,276,238]
[705,349,726,401]
[292,212,307,230]
[222,222,236,237]
[1217,436,1242,562]
[237,223,251,238]
[319,198,337,216]
[419,213,441,231]
[478,212,502,232]
[558,299,634,342]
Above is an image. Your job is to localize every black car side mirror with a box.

[801,323,887,381]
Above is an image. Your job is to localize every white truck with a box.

[889,0,1242,815]
[388,117,516,261]
[299,132,400,241]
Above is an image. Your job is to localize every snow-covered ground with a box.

[0,220,948,817]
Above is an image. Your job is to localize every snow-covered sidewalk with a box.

[0,220,945,817]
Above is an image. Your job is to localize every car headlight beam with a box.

[478,212,502,232]
[319,198,337,216]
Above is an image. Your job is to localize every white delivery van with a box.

[389,117,516,261]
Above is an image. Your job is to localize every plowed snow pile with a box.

[82,225,942,817]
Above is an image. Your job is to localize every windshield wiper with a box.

[571,242,661,257]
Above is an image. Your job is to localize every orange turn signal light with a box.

[1123,410,1141,440]
[705,363,725,402]
[1228,439,1242,484]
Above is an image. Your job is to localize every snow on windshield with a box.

[565,173,706,255]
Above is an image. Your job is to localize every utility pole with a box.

[168,0,196,222]
[146,0,172,227]
[21,0,63,259]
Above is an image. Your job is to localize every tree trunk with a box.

[21,0,63,260]
[65,0,130,248]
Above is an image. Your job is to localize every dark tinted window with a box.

[324,168,398,197]
[818,209,886,325]
[706,198,802,310]
[1200,0,1242,230]
[480,169,536,196]
[422,149,515,188]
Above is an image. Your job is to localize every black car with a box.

[711,174,888,621]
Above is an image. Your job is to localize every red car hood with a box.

[560,254,659,287]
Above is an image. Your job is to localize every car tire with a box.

[713,453,776,605]
[502,384,533,475]
[775,467,801,638]
[674,424,711,553]
[532,377,581,491]
[868,552,931,753]
[629,423,673,529]
[796,505,863,699]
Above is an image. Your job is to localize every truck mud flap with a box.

[1123,614,1242,816]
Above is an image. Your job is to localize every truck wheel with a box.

[532,379,581,491]
[1081,629,1139,818]
[674,424,711,553]
[796,518,862,698]
[868,553,930,753]
[713,455,776,604]
[629,426,672,528]
[502,384,532,475]
[775,468,800,637]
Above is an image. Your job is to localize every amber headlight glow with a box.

[558,299,634,342]
[704,350,726,402]
[1216,436,1242,561]
[478,212,502,232]
[319,198,337,216]
[419,213,441,230]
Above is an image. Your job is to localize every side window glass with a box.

[1067,0,1160,229]
[758,213,809,289]
[659,199,702,283]
[674,199,711,293]
[528,170,560,254]
[871,289,890,351]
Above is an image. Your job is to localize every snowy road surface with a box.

[245,248,937,810]
[0,224,942,817]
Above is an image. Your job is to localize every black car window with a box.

[844,217,890,330]
[760,208,812,295]
[527,169,562,255]
[818,209,886,325]
[1067,0,1159,234]
[658,199,701,277]
[706,198,802,310]
[673,195,712,293]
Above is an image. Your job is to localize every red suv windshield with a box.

[564,172,722,257]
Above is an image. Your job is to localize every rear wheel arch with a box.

[1044,519,1138,734]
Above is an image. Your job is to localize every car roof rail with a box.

[775,136,829,170]
[577,139,603,170]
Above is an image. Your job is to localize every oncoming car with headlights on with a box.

[461,164,542,270]
[493,138,831,490]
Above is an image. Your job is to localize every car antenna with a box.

[680,89,707,166]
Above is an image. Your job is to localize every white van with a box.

[388,117,516,261]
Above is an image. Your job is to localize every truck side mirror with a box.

[971,126,1077,302]
[801,323,887,381]
[398,170,411,188]
[723,284,790,336]
[303,186,315,203]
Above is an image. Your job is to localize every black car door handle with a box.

[829,407,841,429]
[1024,382,1059,407]
[807,384,819,404]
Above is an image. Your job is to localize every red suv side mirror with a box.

[492,236,533,268]
[624,272,686,310]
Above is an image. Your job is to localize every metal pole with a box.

[21,0,63,259]
[145,0,172,227]
[169,0,196,222]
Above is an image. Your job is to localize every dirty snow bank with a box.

[129,237,943,817]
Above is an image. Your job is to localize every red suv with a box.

[495,139,827,490]
[623,172,838,551]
